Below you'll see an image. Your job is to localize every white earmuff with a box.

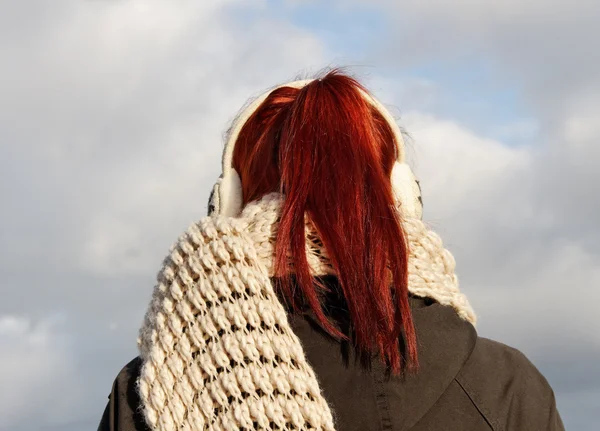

[391,161,423,220]
[208,78,423,220]
[207,170,243,218]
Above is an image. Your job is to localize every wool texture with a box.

[136,192,476,431]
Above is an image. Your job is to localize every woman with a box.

[98,70,564,431]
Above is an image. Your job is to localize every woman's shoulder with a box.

[98,357,148,431]
[113,356,143,385]
[456,337,565,430]
[463,336,539,375]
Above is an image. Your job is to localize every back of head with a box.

[231,70,416,372]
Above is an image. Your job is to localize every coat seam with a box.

[454,376,499,431]
[372,370,393,431]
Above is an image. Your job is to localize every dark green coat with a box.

[98,294,564,431]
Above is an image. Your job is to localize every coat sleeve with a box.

[98,357,150,431]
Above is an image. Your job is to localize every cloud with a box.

[401,108,598,317]
[557,389,600,431]
[0,2,328,430]
[0,0,327,282]
[1,0,598,430]
[0,315,85,430]
[354,0,600,358]
[361,0,600,91]
[397,109,600,429]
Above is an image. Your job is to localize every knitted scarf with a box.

[136,192,476,431]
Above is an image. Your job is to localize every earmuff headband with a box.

[221,79,406,177]
[210,77,422,220]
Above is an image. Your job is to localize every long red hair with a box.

[231,70,417,372]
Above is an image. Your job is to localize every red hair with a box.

[232,70,417,372]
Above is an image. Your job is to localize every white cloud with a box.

[354,6,600,398]
[402,112,530,219]
[565,116,599,145]
[1,0,327,278]
[0,315,86,430]
[394,111,600,362]
[0,2,330,429]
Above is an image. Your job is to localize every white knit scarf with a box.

[136,192,476,431]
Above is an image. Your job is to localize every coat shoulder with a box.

[455,337,564,431]
[98,357,148,431]
[115,357,143,389]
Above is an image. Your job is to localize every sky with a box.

[1,0,598,429]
